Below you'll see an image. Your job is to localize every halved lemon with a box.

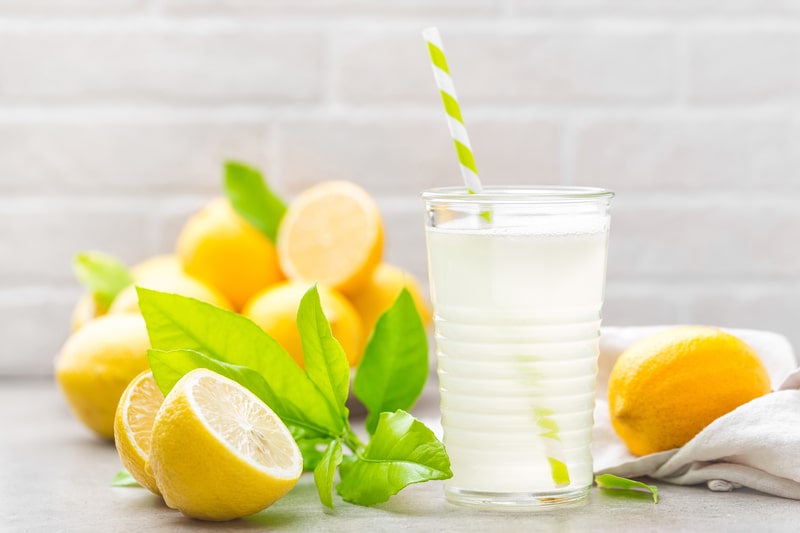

[277,181,383,296]
[113,370,164,494]
[148,369,303,521]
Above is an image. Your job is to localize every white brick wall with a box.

[4,2,800,375]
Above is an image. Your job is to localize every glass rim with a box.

[421,185,614,204]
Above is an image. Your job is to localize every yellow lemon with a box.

[608,326,772,456]
[130,254,184,281]
[149,369,303,521]
[108,271,233,315]
[70,292,105,332]
[114,370,164,494]
[55,314,151,439]
[177,198,284,310]
[70,255,183,332]
[347,263,432,339]
[242,281,363,368]
[277,181,383,296]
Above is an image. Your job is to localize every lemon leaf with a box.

[313,439,343,509]
[72,251,133,309]
[296,436,333,471]
[111,469,141,488]
[224,160,286,243]
[353,289,429,435]
[297,285,350,419]
[146,347,325,435]
[136,286,453,509]
[137,288,345,436]
[595,474,659,503]
[336,410,452,506]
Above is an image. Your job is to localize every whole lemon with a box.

[177,198,284,311]
[608,326,771,456]
[108,271,233,315]
[130,254,184,281]
[347,263,432,340]
[242,281,363,369]
[56,314,151,439]
[70,254,183,332]
[70,292,104,332]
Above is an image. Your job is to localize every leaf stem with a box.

[342,424,366,455]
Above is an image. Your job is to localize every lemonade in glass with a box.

[423,186,613,508]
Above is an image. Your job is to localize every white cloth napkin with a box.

[593,326,800,499]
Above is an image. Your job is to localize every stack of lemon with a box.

[56,180,431,440]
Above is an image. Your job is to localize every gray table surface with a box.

[2,379,798,532]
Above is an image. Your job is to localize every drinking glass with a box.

[422,186,613,509]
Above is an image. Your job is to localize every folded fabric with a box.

[593,326,800,499]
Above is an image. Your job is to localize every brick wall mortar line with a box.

[606,280,800,292]
[2,17,800,33]
[0,105,796,123]
[2,191,799,209]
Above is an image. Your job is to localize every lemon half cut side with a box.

[114,370,164,495]
[149,368,303,521]
[277,181,383,296]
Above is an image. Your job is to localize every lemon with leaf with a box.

[177,198,284,311]
[348,263,432,338]
[243,281,363,368]
[108,271,233,315]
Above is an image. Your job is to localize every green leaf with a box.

[313,439,343,509]
[297,286,350,418]
[111,469,142,488]
[148,349,265,407]
[72,251,134,309]
[224,160,287,243]
[595,474,659,503]
[336,410,452,506]
[297,437,334,472]
[353,289,429,434]
[148,348,328,439]
[137,288,345,436]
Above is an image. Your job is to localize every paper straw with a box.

[519,362,573,488]
[423,28,571,490]
[422,27,483,194]
[533,407,571,487]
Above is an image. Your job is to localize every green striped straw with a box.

[422,27,483,195]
